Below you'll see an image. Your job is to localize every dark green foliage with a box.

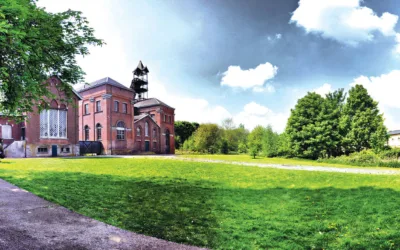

[192,123,222,154]
[286,92,326,159]
[319,150,400,168]
[0,0,104,116]
[174,121,199,149]
[220,140,229,154]
[262,125,280,157]
[221,118,249,153]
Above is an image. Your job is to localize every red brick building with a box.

[0,77,81,157]
[78,62,175,154]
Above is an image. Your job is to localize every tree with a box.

[342,85,388,153]
[285,92,326,159]
[262,125,280,157]
[220,118,249,152]
[192,123,222,154]
[174,121,199,149]
[0,0,104,116]
[248,126,265,159]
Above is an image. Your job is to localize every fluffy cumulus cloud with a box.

[221,62,278,92]
[234,102,289,133]
[350,70,400,130]
[290,0,399,46]
[313,83,333,96]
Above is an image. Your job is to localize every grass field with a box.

[178,153,400,170]
[1,157,400,249]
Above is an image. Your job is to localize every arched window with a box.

[136,126,141,137]
[84,125,89,141]
[145,122,149,137]
[153,128,157,138]
[60,104,67,110]
[116,121,125,140]
[50,99,58,108]
[96,123,102,141]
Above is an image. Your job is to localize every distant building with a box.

[78,61,175,154]
[388,130,400,148]
[0,77,81,157]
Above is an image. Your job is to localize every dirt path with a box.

[0,178,205,250]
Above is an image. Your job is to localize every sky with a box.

[37,0,400,132]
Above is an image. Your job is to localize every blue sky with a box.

[38,0,400,132]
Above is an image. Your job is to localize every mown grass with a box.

[1,157,400,249]
[178,153,400,170]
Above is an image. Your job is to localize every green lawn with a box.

[178,153,400,170]
[1,158,400,249]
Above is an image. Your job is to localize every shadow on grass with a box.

[2,171,400,249]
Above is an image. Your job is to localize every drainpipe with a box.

[110,86,113,155]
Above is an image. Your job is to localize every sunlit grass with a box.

[1,157,400,249]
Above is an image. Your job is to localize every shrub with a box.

[379,148,400,160]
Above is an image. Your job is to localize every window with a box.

[38,147,48,153]
[145,122,149,136]
[136,126,141,137]
[96,123,102,141]
[61,147,70,153]
[153,141,157,149]
[168,116,171,123]
[1,125,12,139]
[84,125,90,141]
[40,109,67,138]
[114,101,119,112]
[122,103,128,113]
[116,121,125,140]
[153,128,157,138]
[150,114,155,118]
[96,100,101,112]
[163,114,166,122]
[84,104,89,115]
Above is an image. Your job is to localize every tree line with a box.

[174,84,389,159]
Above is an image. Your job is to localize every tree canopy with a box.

[0,0,104,115]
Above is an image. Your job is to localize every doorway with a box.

[145,141,150,152]
[165,129,170,154]
[51,145,57,157]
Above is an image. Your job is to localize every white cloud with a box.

[276,33,282,39]
[313,83,332,96]
[234,102,289,133]
[350,70,400,130]
[290,0,398,46]
[221,62,278,92]
[394,33,400,54]
[252,84,275,93]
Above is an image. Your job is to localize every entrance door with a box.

[145,141,150,152]
[165,129,170,154]
[21,128,25,140]
[51,145,57,157]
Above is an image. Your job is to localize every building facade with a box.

[388,130,400,148]
[0,77,81,157]
[78,61,175,154]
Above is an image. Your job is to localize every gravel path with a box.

[173,157,400,175]
[0,178,205,250]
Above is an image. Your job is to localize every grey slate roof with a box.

[78,77,133,93]
[135,98,174,109]
[134,114,148,121]
[389,130,400,135]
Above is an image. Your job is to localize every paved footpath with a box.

[0,179,205,250]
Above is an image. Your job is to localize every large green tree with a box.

[0,0,104,115]
[221,118,249,152]
[341,85,388,153]
[262,125,280,157]
[248,125,265,159]
[286,92,326,159]
[192,123,222,154]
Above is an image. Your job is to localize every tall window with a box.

[116,121,125,140]
[40,109,67,138]
[96,123,102,141]
[114,101,119,112]
[168,116,171,123]
[1,125,12,139]
[122,103,127,113]
[96,100,101,112]
[163,114,166,122]
[84,104,89,115]
[84,125,89,141]
[153,128,157,138]
[145,122,149,136]
[136,126,141,137]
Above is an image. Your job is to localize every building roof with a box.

[134,98,174,110]
[134,113,160,127]
[77,77,133,93]
[389,130,400,135]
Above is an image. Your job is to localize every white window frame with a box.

[145,122,149,137]
[40,109,68,139]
